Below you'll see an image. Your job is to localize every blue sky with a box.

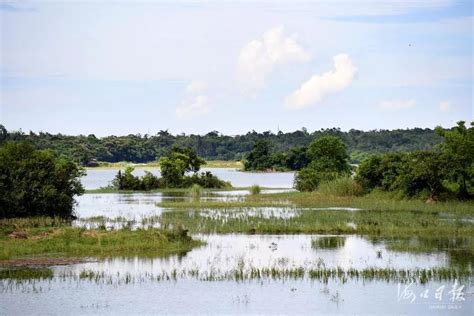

[0,0,472,136]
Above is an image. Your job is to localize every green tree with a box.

[395,151,448,199]
[294,136,351,191]
[244,140,273,171]
[0,141,85,219]
[435,121,474,198]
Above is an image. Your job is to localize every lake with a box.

[82,167,296,189]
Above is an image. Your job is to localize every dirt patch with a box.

[0,257,96,267]
[8,231,28,239]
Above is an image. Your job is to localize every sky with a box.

[0,0,473,136]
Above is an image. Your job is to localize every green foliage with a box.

[159,154,188,187]
[355,121,474,199]
[317,176,364,197]
[189,184,202,200]
[244,140,274,171]
[0,141,84,219]
[112,147,229,190]
[0,125,444,165]
[285,146,309,170]
[250,185,261,195]
[395,151,449,199]
[435,121,474,198]
[294,137,351,191]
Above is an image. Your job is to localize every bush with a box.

[294,136,351,192]
[250,185,261,195]
[0,142,85,219]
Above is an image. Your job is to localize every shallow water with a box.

[1,234,472,314]
[1,278,471,315]
[81,167,295,189]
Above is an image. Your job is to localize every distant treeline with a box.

[0,125,443,165]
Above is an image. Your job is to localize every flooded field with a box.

[1,171,472,315]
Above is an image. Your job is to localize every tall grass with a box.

[189,184,203,200]
[317,176,364,197]
[250,185,261,195]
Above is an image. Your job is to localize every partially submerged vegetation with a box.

[0,266,469,286]
[0,217,202,261]
[110,147,230,191]
[156,206,473,236]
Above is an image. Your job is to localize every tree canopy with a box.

[0,141,85,219]
[0,125,444,165]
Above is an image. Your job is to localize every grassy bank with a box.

[0,217,203,261]
[85,160,243,170]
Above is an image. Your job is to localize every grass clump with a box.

[250,185,261,195]
[317,176,364,197]
[189,184,203,201]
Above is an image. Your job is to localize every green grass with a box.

[156,207,473,237]
[249,185,261,195]
[85,160,243,170]
[317,176,364,197]
[159,190,474,215]
[0,267,54,280]
[0,218,203,260]
[189,184,203,200]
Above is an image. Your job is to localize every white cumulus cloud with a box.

[379,99,416,110]
[285,54,357,109]
[237,26,310,94]
[439,100,451,112]
[176,81,210,119]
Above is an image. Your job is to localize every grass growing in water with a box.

[189,184,203,201]
[250,185,261,195]
[0,267,54,280]
[0,218,203,260]
[157,208,473,237]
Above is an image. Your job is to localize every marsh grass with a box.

[159,190,474,216]
[250,185,261,195]
[157,208,473,237]
[317,177,364,197]
[0,218,203,260]
[189,184,203,201]
[2,266,468,286]
[0,267,54,280]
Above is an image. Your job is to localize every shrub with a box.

[250,185,261,195]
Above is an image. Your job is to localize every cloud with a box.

[237,26,310,94]
[378,99,416,110]
[285,54,357,109]
[176,81,210,119]
[439,100,451,112]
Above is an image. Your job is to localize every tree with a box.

[306,136,350,173]
[294,136,351,191]
[435,121,474,198]
[396,151,448,199]
[285,146,309,170]
[244,140,273,171]
[159,155,188,188]
[170,146,206,173]
[0,141,85,219]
